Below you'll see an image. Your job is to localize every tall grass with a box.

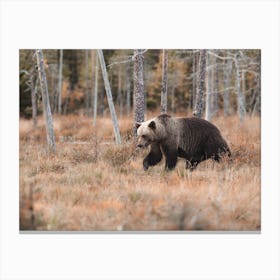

[19,114,260,231]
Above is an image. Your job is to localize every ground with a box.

[19,113,261,231]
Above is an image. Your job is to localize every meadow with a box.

[19,113,261,231]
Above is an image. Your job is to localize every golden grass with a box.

[19,113,261,231]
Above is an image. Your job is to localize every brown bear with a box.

[136,114,231,171]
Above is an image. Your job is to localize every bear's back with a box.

[175,117,226,152]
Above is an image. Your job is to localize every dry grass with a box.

[19,113,261,231]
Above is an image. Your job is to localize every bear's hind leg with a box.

[161,145,178,170]
[143,143,163,171]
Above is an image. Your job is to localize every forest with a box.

[19,49,261,231]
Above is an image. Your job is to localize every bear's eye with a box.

[142,135,148,140]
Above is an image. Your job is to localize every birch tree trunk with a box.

[85,50,90,116]
[58,49,63,114]
[97,49,121,144]
[223,52,232,117]
[118,64,123,118]
[30,72,37,127]
[92,50,98,126]
[193,49,207,118]
[161,49,168,114]
[205,52,213,121]
[212,53,219,116]
[133,49,145,134]
[192,51,198,110]
[126,64,131,116]
[35,49,56,153]
[235,60,246,121]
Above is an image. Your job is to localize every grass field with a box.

[19,113,261,231]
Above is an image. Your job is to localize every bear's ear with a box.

[135,122,142,129]
[148,121,156,130]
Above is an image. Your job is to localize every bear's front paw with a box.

[143,160,149,171]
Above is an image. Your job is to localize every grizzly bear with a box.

[136,114,231,171]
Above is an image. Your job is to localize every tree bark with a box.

[35,49,56,153]
[58,49,63,114]
[97,49,121,144]
[85,50,90,116]
[92,50,98,126]
[205,52,213,121]
[223,52,232,117]
[193,49,207,118]
[192,51,198,110]
[235,59,246,121]
[30,72,37,127]
[126,63,131,116]
[133,49,145,134]
[212,52,219,116]
[118,64,123,118]
[161,49,168,114]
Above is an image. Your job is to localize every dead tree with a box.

[205,51,213,121]
[97,49,121,144]
[58,49,63,114]
[126,64,131,116]
[161,49,168,114]
[193,49,207,118]
[235,52,246,121]
[85,50,90,116]
[133,49,145,134]
[35,49,56,153]
[92,50,98,126]
[223,51,232,117]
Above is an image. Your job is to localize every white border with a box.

[1,1,279,279]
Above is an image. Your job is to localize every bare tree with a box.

[133,49,145,133]
[58,49,63,114]
[161,49,168,114]
[192,51,198,109]
[85,50,90,116]
[235,52,246,121]
[223,51,232,117]
[35,49,56,153]
[97,49,121,144]
[193,49,207,118]
[30,72,38,127]
[212,51,219,117]
[205,51,213,121]
[126,63,131,115]
[92,50,98,126]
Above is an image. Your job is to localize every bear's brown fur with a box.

[136,114,231,171]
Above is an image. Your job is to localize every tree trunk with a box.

[58,49,63,114]
[50,67,56,113]
[35,49,56,153]
[85,50,90,116]
[161,49,168,114]
[193,49,207,118]
[205,52,213,121]
[92,50,98,126]
[212,53,219,116]
[30,72,37,127]
[192,51,199,110]
[223,52,232,117]
[171,84,175,114]
[118,64,123,118]
[97,49,121,144]
[126,63,131,116]
[235,61,246,121]
[133,49,145,134]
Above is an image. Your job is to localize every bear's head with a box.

[136,120,157,148]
